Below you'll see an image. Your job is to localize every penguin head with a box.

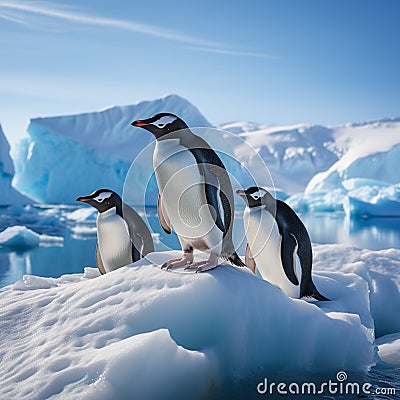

[76,189,123,216]
[236,187,275,208]
[131,113,189,139]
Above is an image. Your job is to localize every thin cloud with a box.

[0,0,279,60]
[183,45,281,60]
[0,1,221,47]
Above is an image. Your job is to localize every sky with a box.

[0,0,399,146]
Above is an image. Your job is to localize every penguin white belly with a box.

[97,208,133,273]
[244,206,301,298]
[154,139,223,254]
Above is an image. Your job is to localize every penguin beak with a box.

[131,120,148,127]
[76,196,90,203]
[236,189,246,198]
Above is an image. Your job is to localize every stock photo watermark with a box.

[256,371,397,397]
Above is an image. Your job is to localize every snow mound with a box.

[13,95,211,204]
[0,226,63,249]
[0,249,388,399]
[313,244,400,337]
[0,124,31,206]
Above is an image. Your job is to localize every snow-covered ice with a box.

[312,244,400,338]
[1,245,399,399]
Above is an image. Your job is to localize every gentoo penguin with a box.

[236,187,328,300]
[131,113,245,272]
[76,189,154,274]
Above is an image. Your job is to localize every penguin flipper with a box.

[204,181,225,233]
[279,231,300,286]
[245,243,256,273]
[194,160,225,233]
[158,194,172,234]
[131,241,141,263]
[96,244,106,275]
[122,203,154,256]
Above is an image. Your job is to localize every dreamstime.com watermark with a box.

[256,371,397,397]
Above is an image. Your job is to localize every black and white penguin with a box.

[76,189,154,274]
[236,187,328,300]
[131,113,245,272]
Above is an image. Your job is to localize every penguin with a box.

[76,189,154,274]
[236,186,328,300]
[131,113,245,272]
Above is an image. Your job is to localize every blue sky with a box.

[0,0,399,145]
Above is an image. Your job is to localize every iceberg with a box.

[0,225,40,248]
[287,179,400,217]
[0,124,31,206]
[307,121,400,193]
[0,225,63,248]
[376,332,400,366]
[289,120,400,215]
[2,244,400,399]
[13,95,211,204]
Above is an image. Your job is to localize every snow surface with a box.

[1,245,399,399]
[0,123,30,206]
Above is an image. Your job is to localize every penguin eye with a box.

[157,123,165,128]
[251,193,260,200]
[94,192,113,203]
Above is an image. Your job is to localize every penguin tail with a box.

[301,281,329,301]
[227,252,246,268]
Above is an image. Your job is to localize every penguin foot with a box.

[184,254,219,273]
[161,254,193,270]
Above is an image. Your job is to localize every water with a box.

[1,205,400,287]
[0,205,399,398]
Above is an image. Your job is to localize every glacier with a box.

[2,245,400,400]
[0,124,30,206]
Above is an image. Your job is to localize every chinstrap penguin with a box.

[131,113,245,272]
[236,186,328,300]
[76,189,154,274]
